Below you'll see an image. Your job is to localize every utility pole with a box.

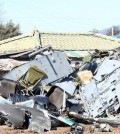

[112,26,114,36]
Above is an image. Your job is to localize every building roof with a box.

[40,32,120,50]
[0,30,40,54]
[0,30,120,54]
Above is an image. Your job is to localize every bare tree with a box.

[0,2,21,40]
[0,20,21,41]
[91,28,98,33]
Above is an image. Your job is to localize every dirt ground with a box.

[0,125,120,134]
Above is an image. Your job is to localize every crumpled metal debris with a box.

[1,46,120,133]
[0,104,25,128]
[8,93,29,104]
[80,57,120,117]
[0,79,17,98]
[28,116,51,133]
[0,103,51,132]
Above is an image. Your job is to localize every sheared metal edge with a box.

[0,104,25,128]
[3,52,73,87]
[0,104,51,132]
[80,67,120,117]
[55,78,76,95]
[28,115,51,133]
[94,57,120,81]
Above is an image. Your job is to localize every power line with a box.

[8,0,120,23]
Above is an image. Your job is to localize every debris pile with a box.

[0,46,120,133]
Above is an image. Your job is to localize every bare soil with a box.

[0,125,120,134]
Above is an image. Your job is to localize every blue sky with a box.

[1,0,120,33]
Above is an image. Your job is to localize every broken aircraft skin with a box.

[0,104,25,128]
[0,49,80,133]
[0,104,51,132]
[3,51,74,93]
[79,56,120,117]
[1,47,120,133]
